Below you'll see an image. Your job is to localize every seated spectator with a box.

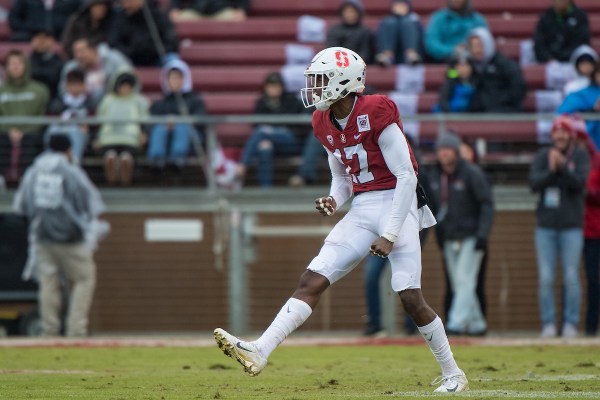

[237,72,307,188]
[435,53,475,112]
[95,70,149,186]
[109,0,179,66]
[534,0,590,63]
[60,37,131,110]
[558,63,600,149]
[424,0,487,63]
[170,0,249,21]
[467,28,526,112]
[62,0,116,59]
[46,69,96,164]
[8,0,80,42]
[29,30,64,102]
[564,45,598,96]
[326,0,373,65]
[147,59,206,174]
[375,0,423,66]
[288,134,325,187]
[0,50,50,183]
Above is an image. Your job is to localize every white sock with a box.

[254,298,312,358]
[418,316,462,377]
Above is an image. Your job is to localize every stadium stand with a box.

[1,0,598,186]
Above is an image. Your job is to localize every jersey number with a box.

[334,143,374,184]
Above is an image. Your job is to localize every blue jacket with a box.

[557,84,600,149]
[425,8,487,62]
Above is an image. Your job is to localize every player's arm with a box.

[370,123,417,257]
[315,148,352,216]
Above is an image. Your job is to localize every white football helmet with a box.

[300,47,366,111]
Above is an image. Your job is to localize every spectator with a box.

[237,72,307,187]
[62,0,116,59]
[564,45,598,96]
[534,0,590,63]
[29,30,64,102]
[424,0,487,63]
[375,0,423,66]
[529,115,590,337]
[95,69,149,186]
[435,53,475,112]
[467,27,526,112]
[170,0,249,21]
[46,69,95,164]
[8,0,80,42]
[60,37,131,110]
[427,132,493,336]
[13,134,108,337]
[147,59,206,174]
[557,63,600,149]
[287,134,325,187]
[579,125,600,336]
[109,0,179,66]
[326,0,373,65]
[0,50,50,183]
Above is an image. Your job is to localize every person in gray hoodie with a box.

[529,115,590,338]
[466,27,526,112]
[13,134,108,337]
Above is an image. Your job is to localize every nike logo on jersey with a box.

[236,342,254,352]
[354,134,362,140]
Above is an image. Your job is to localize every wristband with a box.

[381,233,397,243]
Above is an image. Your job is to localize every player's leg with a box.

[386,200,468,392]
[215,203,376,376]
[253,211,376,358]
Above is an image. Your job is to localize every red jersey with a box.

[313,94,418,194]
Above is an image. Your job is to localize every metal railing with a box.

[2,112,599,195]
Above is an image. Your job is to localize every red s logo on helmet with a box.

[335,51,349,67]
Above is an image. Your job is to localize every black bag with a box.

[0,213,36,291]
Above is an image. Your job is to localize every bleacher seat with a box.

[249,0,600,16]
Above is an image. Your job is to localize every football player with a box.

[214,47,469,393]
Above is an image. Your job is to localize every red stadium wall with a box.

[89,211,586,334]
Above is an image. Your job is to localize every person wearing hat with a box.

[13,133,108,337]
[427,132,493,336]
[529,115,590,338]
[375,0,424,66]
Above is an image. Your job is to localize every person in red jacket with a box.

[578,118,600,336]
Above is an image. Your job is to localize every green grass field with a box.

[0,342,599,399]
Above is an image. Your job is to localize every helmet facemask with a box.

[300,47,367,111]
